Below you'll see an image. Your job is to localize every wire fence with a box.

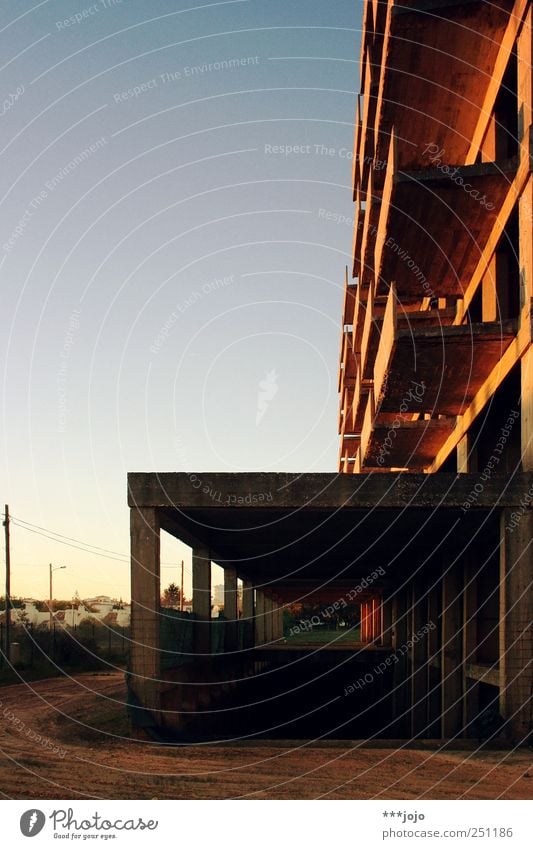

[0,621,130,672]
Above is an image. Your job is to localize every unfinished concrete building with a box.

[129,0,532,744]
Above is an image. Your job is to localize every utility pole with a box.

[180,560,184,612]
[49,563,53,632]
[49,563,66,631]
[3,505,10,663]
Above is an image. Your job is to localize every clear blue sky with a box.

[1,0,362,600]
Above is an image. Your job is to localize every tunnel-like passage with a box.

[128,472,532,745]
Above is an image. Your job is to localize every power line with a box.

[11,521,129,562]
[10,515,191,570]
[11,516,128,558]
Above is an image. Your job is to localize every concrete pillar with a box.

[426,581,441,738]
[130,506,161,719]
[499,510,533,743]
[500,10,533,745]
[391,588,410,737]
[192,546,211,654]
[224,566,238,651]
[382,596,392,646]
[255,590,265,646]
[242,579,255,648]
[457,432,476,474]
[264,595,273,644]
[272,602,283,641]
[361,601,370,642]
[411,579,428,738]
[441,563,463,738]
[462,557,479,738]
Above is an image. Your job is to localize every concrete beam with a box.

[130,506,161,720]
[466,663,500,687]
[192,546,211,654]
[128,472,533,510]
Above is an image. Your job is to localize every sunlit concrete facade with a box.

[338,0,532,742]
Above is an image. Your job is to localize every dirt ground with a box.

[0,672,531,800]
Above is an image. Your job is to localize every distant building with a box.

[85,595,114,613]
[7,598,131,629]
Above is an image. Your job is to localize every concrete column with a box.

[130,506,161,720]
[224,566,238,651]
[192,546,211,654]
[382,596,393,646]
[441,564,463,738]
[462,557,479,738]
[361,601,370,642]
[501,10,533,745]
[264,595,273,644]
[411,579,428,738]
[511,19,533,739]
[457,432,477,474]
[255,590,265,646]
[499,510,533,743]
[426,581,441,738]
[242,579,255,648]
[391,588,410,737]
[272,602,283,641]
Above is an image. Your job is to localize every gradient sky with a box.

[1,0,362,601]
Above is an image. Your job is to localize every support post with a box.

[441,564,463,738]
[497,6,533,745]
[264,595,273,644]
[278,604,284,640]
[382,596,392,646]
[391,588,410,737]
[224,566,238,651]
[427,581,441,738]
[272,601,283,641]
[255,590,265,646]
[192,546,211,654]
[242,579,255,648]
[457,433,476,474]
[462,556,479,738]
[499,510,533,743]
[3,505,10,663]
[130,506,161,720]
[410,579,428,738]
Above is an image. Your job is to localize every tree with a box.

[161,582,181,608]
[0,596,24,610]
[16,608,30,627]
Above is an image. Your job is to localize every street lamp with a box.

[49,564,66,631]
